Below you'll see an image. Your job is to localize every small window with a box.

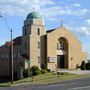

[37,28,40,35]
[38,56,40,63]
[57,43,61,50]
[30,29,31,35]
[4,53,8,60]
[62,43,65,50]
[13,52,16,59]
[18,51,21,57]
[57,43,59,50]
[24,29,27,35]
[38,42,40,48]
[24,42,27,49]
[60,42,64,50]
[6,53,8,60]
[1,53,4,59]
[57,41,65,50]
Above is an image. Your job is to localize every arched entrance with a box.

[17,54,29,79]
[57,37,68,69]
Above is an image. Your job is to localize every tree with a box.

[80,61,86,70]
[86,62,90,70]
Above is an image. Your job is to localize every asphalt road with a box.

[0,77,90,90]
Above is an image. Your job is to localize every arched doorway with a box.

[57,37,68,69]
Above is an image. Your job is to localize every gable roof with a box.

[46,28,56,33]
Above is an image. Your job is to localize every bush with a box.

[80,61,86,70]
[23,69,32,78]
[41,69,48,74]
[47,69,51,72]
[23,69,28,78]
[86,62,90,70]
[41,63,47,69]
[23,66,41,78]
[30,66,41,76]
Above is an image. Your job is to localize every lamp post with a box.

[0,15,13,84]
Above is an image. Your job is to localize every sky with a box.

[0,0,90,59]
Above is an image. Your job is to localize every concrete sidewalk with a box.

[58,69,90,75]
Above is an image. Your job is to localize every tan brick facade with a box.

[46,27,87,70]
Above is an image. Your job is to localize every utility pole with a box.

[11,29,13,84]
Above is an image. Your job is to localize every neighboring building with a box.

[0,11,87,79]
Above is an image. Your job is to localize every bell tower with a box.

[22,11,46,68]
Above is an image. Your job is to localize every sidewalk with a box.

[58,69,90,75]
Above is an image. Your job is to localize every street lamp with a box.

[0,15,14,84]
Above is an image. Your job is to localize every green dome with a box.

[26,11,41,19]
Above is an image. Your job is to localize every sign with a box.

[48,57,56,62]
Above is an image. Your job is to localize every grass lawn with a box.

[0,72,90,87]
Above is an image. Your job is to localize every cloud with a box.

[0,0,89,18]
[77,27,90,36]
[69,26,90,37]
[40,6,89,21]
[0,0,55,15]
[73,3,81,7]
[85,19,90,25]
[66,18,90,37]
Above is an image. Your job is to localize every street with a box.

[0,77,90,90]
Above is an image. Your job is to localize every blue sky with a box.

[0,0,90,59]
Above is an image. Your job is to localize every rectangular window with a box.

[57,43,61,50]
[6,53,8,60]
[57,43,59,50]
[18,51,21,57]
[37,28,40,35]
[38,42,40,48]
[24,29,27,35]
[29,27,31,35]
[24,42,27,49]
[38,56,40,63]
[1,53,4,60]
[13,52,16,59]
[60,42,64,50]
[5,53,8,60]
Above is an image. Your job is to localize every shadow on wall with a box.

[0,76,10,83]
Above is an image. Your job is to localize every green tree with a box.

[80,61,86,70]
[86,62,90,70]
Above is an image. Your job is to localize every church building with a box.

[0,11,87,78]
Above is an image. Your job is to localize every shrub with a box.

[80,61,86,70]
[86,62,90,70]
[30,66,41,76]
[41,69,48,74]
[41,63,47,69]
[23,69,32,78]
[47,69,51,72]
[23,69,28,78]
